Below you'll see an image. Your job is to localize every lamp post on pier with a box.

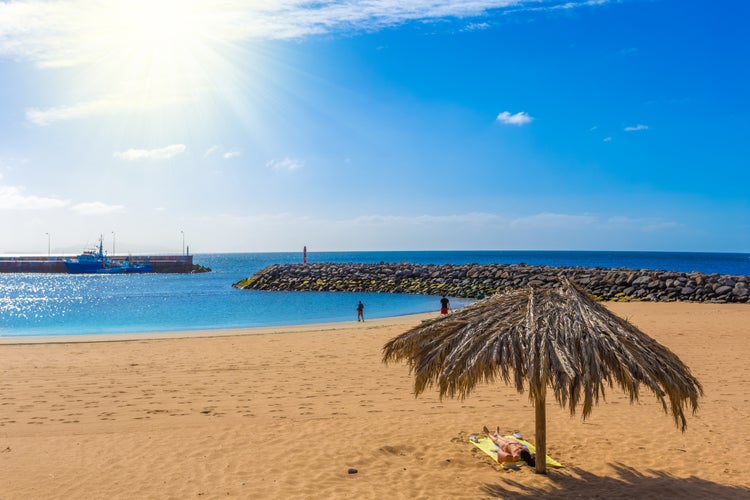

[111,231,116,256]
[180,230,185,256]
[45,232,50,257]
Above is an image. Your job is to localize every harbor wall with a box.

[0,257,67,273]
[0,255,194,274]
[234,262,750,303]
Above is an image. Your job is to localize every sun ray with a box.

[60,0,251,113]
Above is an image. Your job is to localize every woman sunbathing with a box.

[483,426,536,467]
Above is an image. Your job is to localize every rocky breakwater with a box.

[233,263,750,303]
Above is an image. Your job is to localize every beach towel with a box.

[470,435,563,468]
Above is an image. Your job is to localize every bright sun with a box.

[83,0,229,103]
[115,0,204,55]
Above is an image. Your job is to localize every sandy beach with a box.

[1,302,749,499]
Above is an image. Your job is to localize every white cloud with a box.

[0,1,612,67]
[185,209,687,252]
[496,111,534,126]
[25,97,131,126]
[624,124,648,132]
[0,183,70,210]
[25,88,188,126]
[7,1,609,128]
[607,216,681,231]
[204,146,240,159]
[187,211,510,251]
[70,201,126,215]
[603,136,612,142]
[11,206,679,253]
[510,212,597,228]
[353,212,501,226]
[266,157,304,171]
[463,22,490,31]
[114,144,186,161]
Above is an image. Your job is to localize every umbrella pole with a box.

[534,387,547,474]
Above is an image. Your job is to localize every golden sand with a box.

[1,303,749,499]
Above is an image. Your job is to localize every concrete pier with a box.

[0,255,196,273]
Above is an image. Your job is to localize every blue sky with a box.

[0,0,748,254]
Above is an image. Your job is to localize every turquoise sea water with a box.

[1,250,748,338]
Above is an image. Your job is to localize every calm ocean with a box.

[1,250,748,338]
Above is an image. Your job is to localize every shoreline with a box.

[3,300,749,345]
[4,298,748,345]
[0,311,438,345]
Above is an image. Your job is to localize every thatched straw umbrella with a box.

[382,277,703,474]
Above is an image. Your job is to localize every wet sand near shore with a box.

[1,303,749,499]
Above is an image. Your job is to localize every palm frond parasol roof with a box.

[382,277,703,473]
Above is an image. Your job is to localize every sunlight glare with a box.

[86,0,236,106]
[116,0,203,55]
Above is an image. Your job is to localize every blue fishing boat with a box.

[65,238,152,274]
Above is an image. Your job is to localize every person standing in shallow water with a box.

[357,301,365,322]
[440,295,450,314]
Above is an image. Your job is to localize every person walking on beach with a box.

[357,301,365,322]
[440,295,451,315]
